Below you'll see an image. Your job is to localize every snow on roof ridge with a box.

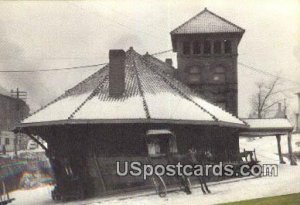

[131,54,151,119]
[171,9,207,34]
[143,53,175,70]
[171,8,245,34]
[23,64,108,122]
[68,75,109,119]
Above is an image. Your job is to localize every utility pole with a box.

[11,88,27,158]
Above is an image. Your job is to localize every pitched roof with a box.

[240,118,293,137]
[171,8,245,34]
[0,85,9,96]
[242,118,293,130]
[20,48,245,128]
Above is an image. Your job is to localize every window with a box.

[214,41,222,54]
[188,66,201,84]
[5,138,10,145]
[203,41,211,54]
[224,40,232,54]
[212,66,226,83]
[193,41,201,54]
[147,138,169,156]
[183,42,191,55]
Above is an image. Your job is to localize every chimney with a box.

[275,102,285,118]
[277,103,282,112]
[165,58,173,67]
[109,50,126,97]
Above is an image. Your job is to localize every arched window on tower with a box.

[193,41,201,54]
[187,66,201,84]
[212,66,226,83]
[204,41,211,54]
[224,40,232,54]
[214,41,222,54]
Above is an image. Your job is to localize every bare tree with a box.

[250,77,286,118]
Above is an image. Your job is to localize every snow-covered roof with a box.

[171,8,245,35]
[146,129,173,136]
[242,118,293,130]
[20,48,245,128]
[0,86,9,96]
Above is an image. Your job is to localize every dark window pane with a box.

[204,41,211,54]
[5,138,10,145]
[189,66,201,74]
[188,66,201,84]
[183,42,190,55]
[188,74,201,84]
[224,40,232,54]
[214,41,222,54]
[212,66,226,83]
[193,41,201,54]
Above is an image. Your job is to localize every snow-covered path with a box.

[9,134,300,205]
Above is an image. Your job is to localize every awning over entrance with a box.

[240,118,293,137]
[239,118,297,166]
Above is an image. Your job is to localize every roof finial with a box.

[204,7,207,11]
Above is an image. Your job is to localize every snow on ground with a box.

[9,134,300,205]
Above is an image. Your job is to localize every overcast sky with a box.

[0,0,299,118]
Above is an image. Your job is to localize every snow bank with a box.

[10,134,300,205]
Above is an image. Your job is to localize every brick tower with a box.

[171,8,245,116]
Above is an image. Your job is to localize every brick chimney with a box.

[109,50,126,97]
[165,58,173,67]
[275,103,285,118]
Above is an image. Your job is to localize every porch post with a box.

[275,135,285,164]
[287,132,297,166]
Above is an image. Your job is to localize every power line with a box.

[238,62,300,86]
[0,63,108,73]
[0,49,173,73]
[150,49,173,56]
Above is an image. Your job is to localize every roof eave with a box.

[15,118,247,130]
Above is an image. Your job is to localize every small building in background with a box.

[0,89,30,153]
[295,92,300,133]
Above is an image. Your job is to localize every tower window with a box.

[183,42,191,55]
[204,41,211,54]
[188,66,201,84]
[193,41,201,54]
[224,40,232,54]
[214,41,222,54]
[212,66,226,83]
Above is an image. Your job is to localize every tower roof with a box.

[19,48,245,128]
[171,8,245,35]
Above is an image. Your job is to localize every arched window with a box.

[204,41,211,54]
[188,66,201,84]
[183,42,191,55]
[224,40,232,54]
[193,41,201,54]
[212,66,226,83]
[214,41,222,54]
